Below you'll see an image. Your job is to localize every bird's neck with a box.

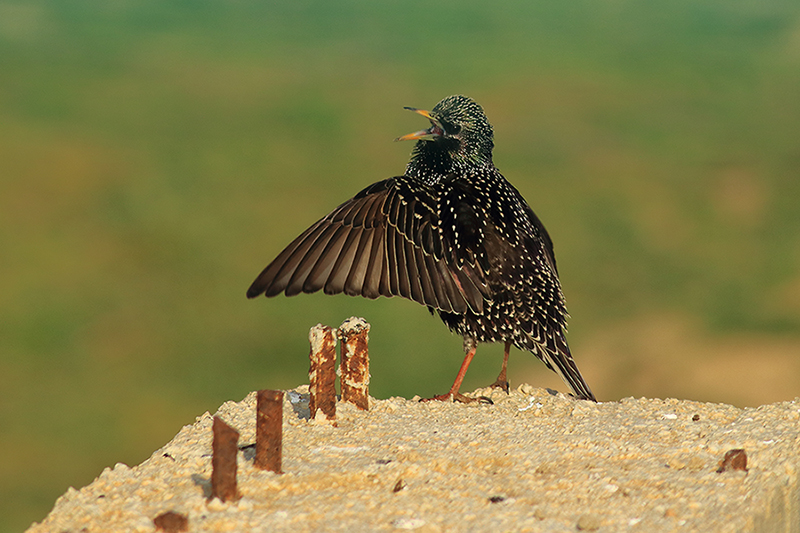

[405,140,493,184]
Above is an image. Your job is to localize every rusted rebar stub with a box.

[338,316,370,410]
[308,324,337,420]
[153,510,188,532]
[255,389,283,473]
[210,416,240,502]
[717,448,748,473]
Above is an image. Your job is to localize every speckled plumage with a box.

[247,95,596,401]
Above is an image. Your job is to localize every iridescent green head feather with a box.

[398,95,495,182]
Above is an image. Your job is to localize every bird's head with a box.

[397,95,494,181]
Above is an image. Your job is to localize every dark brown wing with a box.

[246,177,490,314]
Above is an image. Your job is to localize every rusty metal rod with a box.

[717,448,748,473]
[339,317,370,410]
[309,324,337,420]
[210,416,240,502]
[255,389,283,473]
[153,510,188,532]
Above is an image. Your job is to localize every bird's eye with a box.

[440,120,460,135]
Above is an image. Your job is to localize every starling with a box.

[247,95,596,402]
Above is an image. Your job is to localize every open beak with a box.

[395,107,445,142]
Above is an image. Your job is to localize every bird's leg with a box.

[422,337,478,403]
[489,341,511,393]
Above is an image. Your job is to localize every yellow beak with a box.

[395,107,445,142]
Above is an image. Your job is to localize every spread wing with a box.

[246,176,492,314]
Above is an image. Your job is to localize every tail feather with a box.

[539,334,596,402]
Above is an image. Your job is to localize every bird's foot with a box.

[420,392,492,404]
[489,378,510,394]
[419,392,469,403]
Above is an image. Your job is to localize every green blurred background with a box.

[2,0,800,530]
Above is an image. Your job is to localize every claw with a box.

[419,393,492,404]
[489,378,510,394]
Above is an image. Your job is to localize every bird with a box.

[247,95,596,402]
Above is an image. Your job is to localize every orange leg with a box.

[490,341,511,393]
[422,344,477,403]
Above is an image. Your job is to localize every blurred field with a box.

[1,0,800,530]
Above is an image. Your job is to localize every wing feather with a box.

[247,176,494,317]
[302,226,350,293]
[385,224,401,296]
[323,226,362,294]
[361,226,385,300]
[283,223,339,296]
[248,219,326,297]
[404,237,423,304]
[423,251,451,312]
[414,245,439,308]
[343,227,376,296]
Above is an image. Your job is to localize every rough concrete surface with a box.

[27,385,800,532]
